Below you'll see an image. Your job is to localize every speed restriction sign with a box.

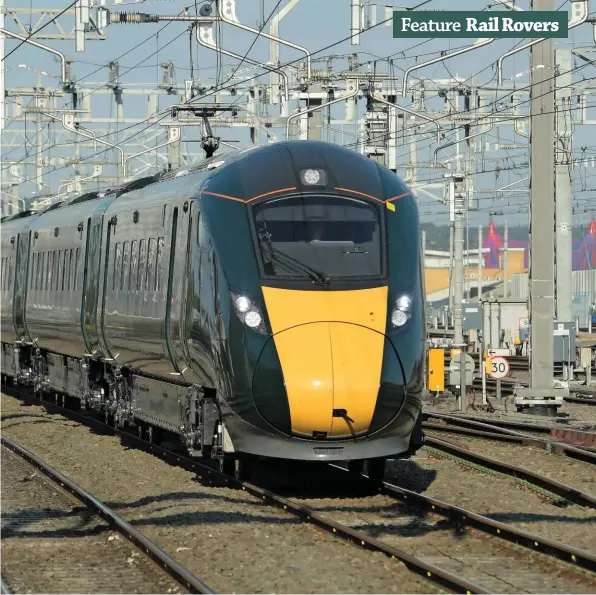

[489,356,510,379]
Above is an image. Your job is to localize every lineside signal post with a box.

[449,353,475,412]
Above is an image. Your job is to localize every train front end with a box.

[200,141,425,466]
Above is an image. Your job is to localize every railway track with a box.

[0,434,213,595]
[0,384,486,594]
[422,412,596,464]
[423,435,596,509]
[2,384,596,593]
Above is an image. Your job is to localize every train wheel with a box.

[366,459,386,485]
[348,460,364,475]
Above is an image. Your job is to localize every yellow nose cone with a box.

[261,286,388,438]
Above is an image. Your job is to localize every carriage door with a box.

[13,231,32,341]
[81,217,103,356]
[165,201,196,381]
[81,197,117,357]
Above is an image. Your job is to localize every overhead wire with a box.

[1,0,79,62]
[3,2,595,192]
[0,9,404,180]
[5,65,594,180]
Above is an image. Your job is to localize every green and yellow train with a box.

[1,140,425,482]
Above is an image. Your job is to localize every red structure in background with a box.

[482,218,596,271]
[482,220,529,269]
[572,219,596,270]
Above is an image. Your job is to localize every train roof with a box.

[191,140,409,203]
[1,142,409,227]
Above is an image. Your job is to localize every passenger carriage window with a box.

[138,239,147,291]
[61,250,67,291]
[122,241,130,292]
[155,237,164,291]
[64,250,71,291]
[57,250,63,291]
[8,257,13,290]
[40,253,45,290]
[146,238,156,292]
[68,250,74,290]
[129,240,138,291]
[113,243,122,291]
[56,251,61,291]
[30,254,35,290]
[29,255,33,289]
[49,252,55,290]
[74,248,80,291]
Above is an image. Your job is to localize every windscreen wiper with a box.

[258,227,331,287]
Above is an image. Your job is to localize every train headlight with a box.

[391,293,413,328]
[235,296,251,313]
[304,169,321,185]
[244,311,263,328]
[231,293,267,334]
[301,168,327,186]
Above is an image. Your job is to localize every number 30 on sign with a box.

[486,356,510,379]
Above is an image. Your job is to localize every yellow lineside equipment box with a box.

[485,357,492,375]
[428,349,445,393]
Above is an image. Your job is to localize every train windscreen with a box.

[252,195,384,282]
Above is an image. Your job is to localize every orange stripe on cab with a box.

[247,187,297,203]
[201,190,244,203]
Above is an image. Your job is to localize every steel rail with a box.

[8,383,596,586]
[424,412,555,434]
[422,413,596,464]
[424,424,596,462]
[566,396,596,405]
[1,385,488,595]
[379,477,596,573]
[425,436,596,509]
[424,422,547,443]
[329,465,596,574]
[0,434,214,595]
[573,388,596,396]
